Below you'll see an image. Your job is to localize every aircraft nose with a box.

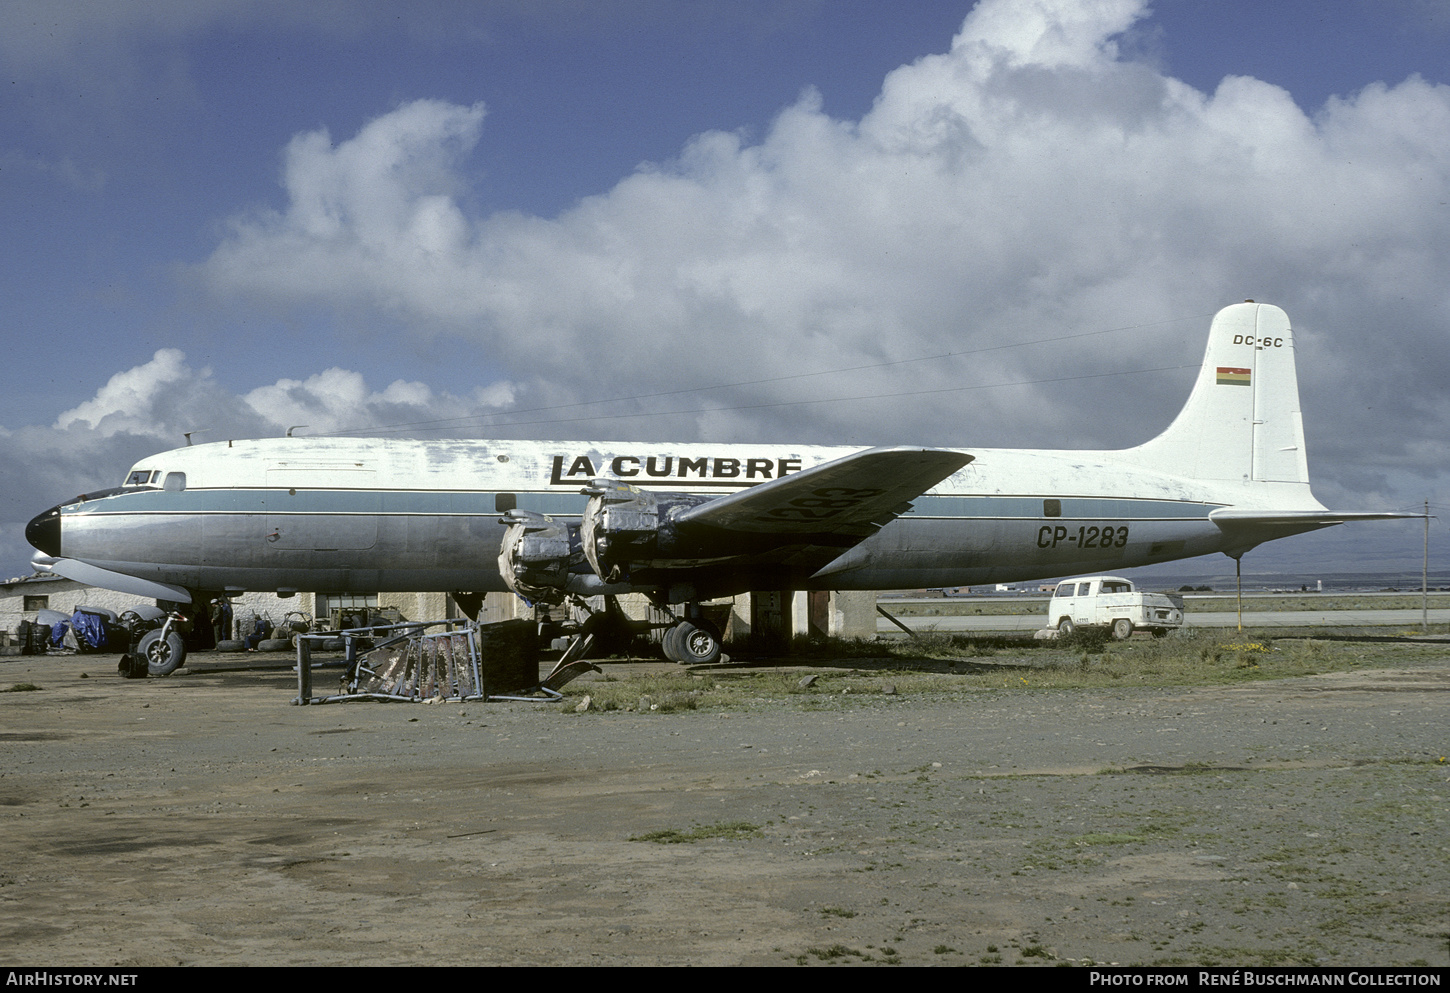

[26,505,61,557]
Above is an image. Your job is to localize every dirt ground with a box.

[2,648,1447,967]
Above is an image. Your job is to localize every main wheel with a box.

[1057,618,1076,638]
[660,624,686,663]
[138,629,187,676]
[1111,618,1134,641]
[671,620,722,665]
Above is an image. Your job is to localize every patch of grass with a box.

[629,820,763,844]
[2,683,41,693]
[819,906,856,918]
[1175,945,1320,967]
[1055,627,1111,653]
[803,943,867,961]
[554,630,1443,712]
[1069,832,1151,846]
[562,673,708,712]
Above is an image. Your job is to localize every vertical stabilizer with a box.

[1122,303,1310,485]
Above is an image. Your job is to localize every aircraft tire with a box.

[215,639,246,652]
[661,625,685,663]
[138,629,187,677]
[673,620,722,666]
[1056,618,1075,638]
[256,638,291,652]
[1111,618,1133,641]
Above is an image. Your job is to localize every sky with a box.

[3,0,1448,582]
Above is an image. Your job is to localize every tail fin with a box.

[1121,302,1310,485]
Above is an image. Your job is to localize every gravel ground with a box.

[1,650,1447,967]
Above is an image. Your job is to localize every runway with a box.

[877,606,1450,634]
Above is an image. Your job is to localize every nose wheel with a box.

[137,629,187,676]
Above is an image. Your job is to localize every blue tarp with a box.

[70,611,106,649]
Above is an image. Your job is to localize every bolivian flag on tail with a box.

[1216,366,1251,387]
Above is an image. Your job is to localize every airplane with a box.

[25,302,1410,674]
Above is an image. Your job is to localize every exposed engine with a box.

[497,479,714,604]
[497,511,578,604]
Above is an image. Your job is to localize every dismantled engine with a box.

[498,479,713,604]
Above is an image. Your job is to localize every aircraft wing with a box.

[675,446,973,539]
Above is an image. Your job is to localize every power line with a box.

[323,312,1210,437]
[363,363,1199,435]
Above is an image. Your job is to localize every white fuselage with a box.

[31,304,1362,602]
[46,434,1313,598]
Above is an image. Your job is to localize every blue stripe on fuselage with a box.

[64,488,1220,522]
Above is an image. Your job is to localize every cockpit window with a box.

[124,469,159,487]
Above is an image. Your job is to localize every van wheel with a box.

[1057,618,1075,637]
[138,630,187,676]
[1151,628,1169,639]
[1111,618,1133,641]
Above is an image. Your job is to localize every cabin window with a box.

[162,472,186,492]
[125,469,158,487]
[24,596,48,611]
[495,493,517,513]
[1102,581,1130,594]
[1054,583,1074,597]
[1043,499,1061,517]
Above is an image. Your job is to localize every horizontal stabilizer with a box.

[677,447,972,537]
[1210,509,1423,527]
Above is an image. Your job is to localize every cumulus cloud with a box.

[10,0,1446,575]
[0,351,506,576]
[195,0,1450,516]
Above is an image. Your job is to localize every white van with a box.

[1048,576,1184,640]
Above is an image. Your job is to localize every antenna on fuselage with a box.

[183,431,204,446]
[286,425,308,437]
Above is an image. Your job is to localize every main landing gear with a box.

[546,596,726,667]
[660,616,723,666]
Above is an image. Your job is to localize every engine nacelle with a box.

[497,511,577,604]
[499,484,719,603]
[580,479,712,585]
